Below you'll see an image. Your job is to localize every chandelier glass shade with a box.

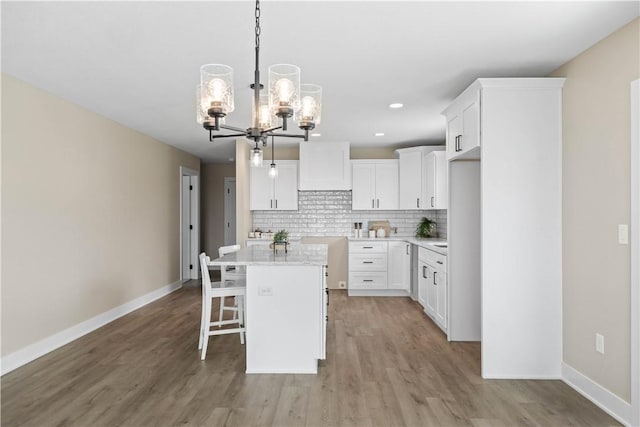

[196,0,322,158]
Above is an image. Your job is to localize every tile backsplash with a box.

[252,191,447,239]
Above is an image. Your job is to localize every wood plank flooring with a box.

[2,282,621,427]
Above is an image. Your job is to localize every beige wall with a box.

[1,74,200,357]
[301,236,348,289]
[261,144,398,161]
[235,140,252,247]
[550,18,639,401]
[201,163,235,255]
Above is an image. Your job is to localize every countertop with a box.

[209,243,328,266]
[348,236,448,255]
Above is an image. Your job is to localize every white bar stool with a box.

[198,252,246,360]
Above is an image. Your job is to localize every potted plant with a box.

[272,229,289,253]
[416,217,437,238]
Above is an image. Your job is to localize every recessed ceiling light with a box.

[375,133,385,137]
[311,133,321,137]
[389,103,403,109]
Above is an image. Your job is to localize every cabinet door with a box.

[398,151,423,209]
[375,162,399,210]
[352,163,376,210]
[435,271,447,329]
[418,261,428,307]
[250,166,273,210]
[424,152,436,209]
[461,98,480,155]
[446,114,462,160]
[273,162,298,210]
[433,152,448,209]
[388,242,411,291]
[425,264,437,318]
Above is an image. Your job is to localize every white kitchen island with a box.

[209,244,328,374]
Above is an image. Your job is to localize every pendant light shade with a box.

[268,163,278,178]
[297,83,322,129]
[250,147,263,167]
[200,64,234,117]
[254,94,274,131]
[268,64,300,119]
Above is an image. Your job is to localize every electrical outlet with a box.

[596,333,605,354]
[618,224,629,244]
[338,281,347,289]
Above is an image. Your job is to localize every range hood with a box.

[298,141,351,191]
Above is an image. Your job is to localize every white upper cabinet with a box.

[424,151,448,209]
[443,88,481,160]
[250,160,298,210]
[396,146,446,210]
[299,141,351,190]
[397,149,423,209]
[351,160,398,210]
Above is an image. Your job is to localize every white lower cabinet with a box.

[418,246,447,333]
[348,240,410,295]
[387,241,411,291]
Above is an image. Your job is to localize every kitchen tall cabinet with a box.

[250,160,298,210]
[351,160,399,210]
[443,78,564,378]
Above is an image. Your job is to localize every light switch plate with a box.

[596,333,605,354]
[258,286,273,296]
[618,224,629,244]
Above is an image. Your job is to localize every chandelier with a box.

[196,0,322,168]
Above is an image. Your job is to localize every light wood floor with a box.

[2,282,620,427]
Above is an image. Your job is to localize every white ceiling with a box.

[2,1,638,163]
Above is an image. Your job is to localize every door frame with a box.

[630,79,639,427]
[224,177,237,246]
[180,166,199,281]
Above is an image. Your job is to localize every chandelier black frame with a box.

[198,0,321,147]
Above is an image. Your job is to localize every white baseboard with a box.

[347,289,411,297]
[482,374,562,380]
[562,362,633,426]
[1,280,183,376]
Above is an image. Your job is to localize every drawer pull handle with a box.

[422,266,427,279]
[433,271,437,285]
[363,246,373,249]
[436,261,443,264]
[363,279,374,282]
[363,261,374,264]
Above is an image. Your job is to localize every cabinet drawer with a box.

[349,272,387,289]
[349,253,387,271]
[349,241,387,253]
[419,247,447,270]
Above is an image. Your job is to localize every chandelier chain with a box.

[255,0,261,49]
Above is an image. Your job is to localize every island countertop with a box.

[209,243,328,266]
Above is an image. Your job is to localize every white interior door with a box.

[180,167,199,281]
[224,178,237,245]
[181,175,192,280]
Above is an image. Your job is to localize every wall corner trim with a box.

[562,362,633,426]
[0,281,183,376]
